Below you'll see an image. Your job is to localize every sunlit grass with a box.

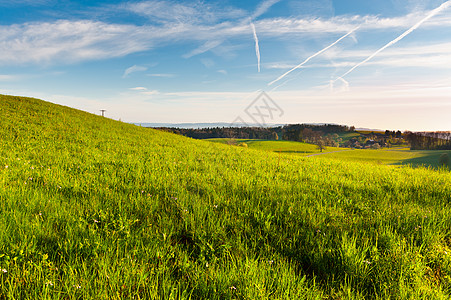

[210,139,451,169]
[208,138,342,156]
[1,94,451,299]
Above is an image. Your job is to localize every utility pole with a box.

[100,110,106,117]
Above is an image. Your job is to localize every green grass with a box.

[1,94,451,299]
[208,138,342,156]
[210,139,450,169]
[312,148,451,169]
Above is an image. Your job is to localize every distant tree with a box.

[316,139,326,152]
[272,132,279,140]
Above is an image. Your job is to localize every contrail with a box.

[268,26,360,86]
[251,23,261,72]
[335,0,451,82]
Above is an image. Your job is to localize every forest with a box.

[404,131,451,150]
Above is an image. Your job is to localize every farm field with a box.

[315,148,451,169]
[209,139,451,169]
[207,138,343,156]
[1,95,451,299]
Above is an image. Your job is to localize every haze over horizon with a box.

[1,0,451,131]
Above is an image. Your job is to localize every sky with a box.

[1,0,451,131]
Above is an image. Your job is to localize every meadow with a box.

[1,95,451,299]
[209,138,451,169]
[207,139,342,156]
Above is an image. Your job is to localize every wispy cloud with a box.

[0,0,52,6]
[129,86,159,95]
[0,20,157,65]
[250,0,282,21]
[1,1,451,66]
[125,0,246,25]
[182,40,223,58]
[0,74,19,81]
[146,73,176,78]
[335,1,451,81]
[122,65,147,78]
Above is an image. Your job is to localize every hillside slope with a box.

[1,95,451,299]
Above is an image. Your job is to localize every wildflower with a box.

[93,219,99,223]
[362,260,372,265]
[4,165,8,169]
[73,284,81,289]
[45,281,54,287]
[213,205,218,209]
[229,286,237,290]
[268,260,274,265]
[1,269,6,273]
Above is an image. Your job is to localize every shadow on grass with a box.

[392,150,451,170]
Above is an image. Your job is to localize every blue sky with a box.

[1,0,451,131]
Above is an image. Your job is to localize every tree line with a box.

[404,131,451,150]
[155,124,353,141]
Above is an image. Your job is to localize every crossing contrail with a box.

[251,23,261,72]
[268,26,360,86]
[335,0,451,82]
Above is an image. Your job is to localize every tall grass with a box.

[1,95,451,299]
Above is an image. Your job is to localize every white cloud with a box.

[200,58,215,68]
[250,0,282,21]
[0,0,52,6]
[142,90,160,95]
[1,3,451,66]
[182,40,223,58]
[125,0,246,25]
[0,20,158,65]
[0,74,19,81]
[122,65,148,78]
[146,73,176,78]
[130,87,148,91]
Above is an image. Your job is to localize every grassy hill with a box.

[1,94,451,299]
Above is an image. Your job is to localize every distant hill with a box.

[134,122,342,129]
[134,122,285,128]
